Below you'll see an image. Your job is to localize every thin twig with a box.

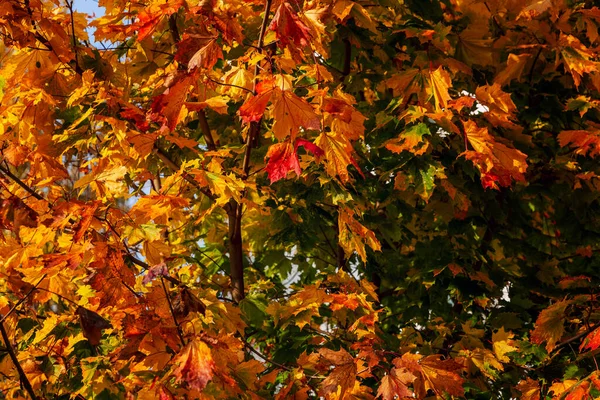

[553,321,600,353]
[0,274,47,324]
[153,145,217,201]
[206,77,253,94]
[318,225,337,258]
[243,341,290,371]
[160,277,186,346]
[65,0,83,74]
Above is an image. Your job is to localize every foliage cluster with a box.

[2,0,600,398]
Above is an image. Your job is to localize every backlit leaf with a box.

[172,339,215,391]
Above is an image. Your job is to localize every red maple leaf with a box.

[268,2,312,48]
[265,138,323,183]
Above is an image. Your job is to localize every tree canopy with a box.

[1,0,600,398]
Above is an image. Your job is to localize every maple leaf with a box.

[187,38,223,72]
[531,300,572,352]
[580,327,600,352]
[173,339,215,391]
[269,2,312,48]
[76,306,112,346]
[385,123,430,155]
[462,120,528,188]
[455,29,494,67]
[494,53,531,86]
[429,66,452,111]
[461,348,503,380]
[338,206,381,263]
[558,129,600,157]
[315,131,363,183]
[492,328,518,363]
[270,88,321,140]
[475,84,516,124]
[150,75,194,131]
[319,348,357,399]
[265,141,300,183]
[132,0,184,41]
[550,380,578,398]
[264,138,323,183]
[558,34,596,88]
[185,95,231,115]
[239,88,274,123]
[395,353,464,398]
[564,383,591,400]
[221,67,253,100]
[516,378,541,400]
[376,367,415,400]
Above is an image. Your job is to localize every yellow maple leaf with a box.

[492,328,518,363]
[429,66,452,111]
[338,206,381,263]
[221,67,253,100]
[315,132,361,183]
[549,379,578,398]
[270,89,321,140]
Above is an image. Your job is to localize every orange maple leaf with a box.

[516,378,541,400]
[376,367,415,400]
[429,66,452,111]
[462,120,528,189]
[395,353,464,398]
[580,326,600,352]
[558,129,600,157]
[531,300,572,352]
[338,206,381,263]
[319,348,357,398]
[315,131,363,183]
[150,75,194,131]
[270,88,321,140]
[173,339,215,391]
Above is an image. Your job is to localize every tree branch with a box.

[0,321,37,399]
[197,110,217,151]
[228,0,274,303]
[0,164,44,201]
